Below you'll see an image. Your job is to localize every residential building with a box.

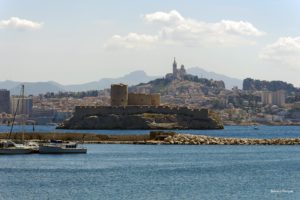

[0,89,10,113]
[10,96,33,115]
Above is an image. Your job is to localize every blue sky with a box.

[0,0,300,86]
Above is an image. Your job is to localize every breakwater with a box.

[162,133,300,145]
[2,132,299,145]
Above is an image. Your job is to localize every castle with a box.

[58,58,224,130]
[110,84,161,106]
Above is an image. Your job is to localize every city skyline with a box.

[0,0,300,85]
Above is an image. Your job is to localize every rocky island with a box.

[58,105,223,130]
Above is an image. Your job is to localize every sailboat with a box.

[0,140,33,154]
[0,85,35,154]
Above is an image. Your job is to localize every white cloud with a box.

[260,37,300,67]
[144,10,184,25]
[216,20,265,37]
[104,33,158,49]
[105,10,265,49]
[0,17,43,30]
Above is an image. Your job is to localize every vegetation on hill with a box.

[43,90,99,98]
[243,78,299,92]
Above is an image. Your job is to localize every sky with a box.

[0,0,300,86]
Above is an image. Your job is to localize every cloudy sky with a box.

[1,0,300,85]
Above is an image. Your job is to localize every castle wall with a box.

[128,93,152,105]
[128,93,161,106]
[74,106,209,120]
[111,84,128,106]
[150,93,160,106]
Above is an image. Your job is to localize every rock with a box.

[58,106,223,130]
[160,133,300,145]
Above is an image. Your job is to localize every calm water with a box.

[0,145,299,200]
[1,125,300,138]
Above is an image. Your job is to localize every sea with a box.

[0,125,299,200]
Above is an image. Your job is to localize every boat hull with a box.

[0,148,33,154]
[39,146,87,154]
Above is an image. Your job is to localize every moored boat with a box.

[0,85,37,155]
[39,140,87,154]
[0,140,33,154]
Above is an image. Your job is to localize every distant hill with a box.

[0,80,66,95]
[64,70,159,92]
[186,67,243,89]
[0,71,160,95]
[0,68,243,95]
[243,78,299,92]
[0,80,21,90]
[10,82,66,96]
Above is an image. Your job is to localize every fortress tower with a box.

[111,84,128,106]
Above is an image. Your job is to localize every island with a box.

[58,84,223,130]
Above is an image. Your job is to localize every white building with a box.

[261,90,285,106]
[10,96,33,115]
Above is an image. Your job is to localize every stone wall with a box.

[74,105,208,119]
[128,93,151,105]
[150,93,160,106]
[128,93,161,106]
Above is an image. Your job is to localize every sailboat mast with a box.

[8,85,22,139]
[21,84,25,144]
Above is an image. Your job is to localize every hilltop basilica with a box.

[166,58,187,80]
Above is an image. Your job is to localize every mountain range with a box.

[0,68,242,95]
[186,67,242,89]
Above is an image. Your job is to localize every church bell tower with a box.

[172,57,178,76]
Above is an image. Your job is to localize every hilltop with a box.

[130,75,225,96]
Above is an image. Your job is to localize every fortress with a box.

[59,84,223,130]
[58,59,223,130]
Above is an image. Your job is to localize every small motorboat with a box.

[39,140,87,154]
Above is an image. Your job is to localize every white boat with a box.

[39,140,87,154]
[0,140,33,154]
[253,125,259,130]
[25,141,40,153]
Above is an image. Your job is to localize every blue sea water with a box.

[1,125,300,138]
[0,144,299,200]
[1,126,300,199]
